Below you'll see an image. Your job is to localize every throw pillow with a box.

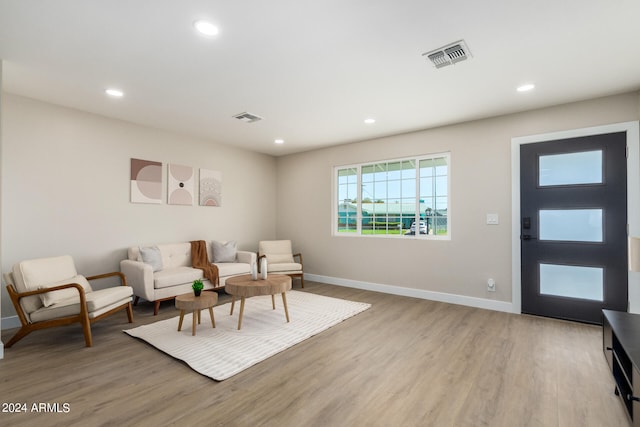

[39,274,93,307]
[139,246,163,272]
[212,240,237,263]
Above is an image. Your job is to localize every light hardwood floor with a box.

[0,282,629,427]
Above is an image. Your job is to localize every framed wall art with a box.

[199,168,222,206]
[168,163,194,205]
[130,158,162,204]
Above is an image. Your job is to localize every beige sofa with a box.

[120,241,255,314]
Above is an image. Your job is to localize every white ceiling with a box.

[1,1,640,156]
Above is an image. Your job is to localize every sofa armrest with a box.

[120,259,155,302]
[236,250,256,265]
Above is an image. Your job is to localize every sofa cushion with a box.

[212,240,237,263]
[15,255,78,291]
[215,262,251,277]
[13,255,79,314]
[157,243,193,269]
[266,254,295,264]
[154,267,203,289]
[85,286,133,312]
[39,274,93,307]
[139,246,163,272]
[29,287,133,323]
[267,262,303,274]
[259,240,295,264]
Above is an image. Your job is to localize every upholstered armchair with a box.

[258,240,304,288]
[4,255,134,348]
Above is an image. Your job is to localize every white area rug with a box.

[124,290,371,381]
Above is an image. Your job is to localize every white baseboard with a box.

[305,273,515,313]
[0,276,515,332]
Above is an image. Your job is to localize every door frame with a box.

[511,121,640,314]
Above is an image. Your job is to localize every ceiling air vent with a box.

[422,40,472,68]
[233,112,263,123]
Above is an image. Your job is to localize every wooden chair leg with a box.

[126,302,134,323]
[81,314,93,347]
[153,300,161,315]
[5,326,33,348]
[300,275,304,288]
[133,296,140,306]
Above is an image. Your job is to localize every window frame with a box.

[333,152,451,240]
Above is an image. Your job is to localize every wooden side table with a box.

[225,274,292,330]
[175,292,218,336]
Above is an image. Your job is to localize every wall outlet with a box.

[486,213,499,225]
[487,278,496,292]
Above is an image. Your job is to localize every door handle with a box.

[521,234,537,241]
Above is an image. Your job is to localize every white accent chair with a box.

[258,240,304,288]
[4,255,134,348]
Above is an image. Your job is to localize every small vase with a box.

[260,257,268,280]
[251,262,258,280]
[194,289,202,297]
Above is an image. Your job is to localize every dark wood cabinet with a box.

[603,309,640,426]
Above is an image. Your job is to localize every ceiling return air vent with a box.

[233,112,263,123]
[422,40,472,68]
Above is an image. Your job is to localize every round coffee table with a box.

[175,292,218,336]
[225,274,292,330]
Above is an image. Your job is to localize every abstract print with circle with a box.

[168,164,194,205]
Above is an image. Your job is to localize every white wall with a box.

[276,91,640,312]
[1,94,277,323]
[0,60,4,357]
[3,90,639,327]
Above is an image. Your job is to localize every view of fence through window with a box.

[336,153,449,237]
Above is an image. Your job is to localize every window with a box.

[337,168,358,233]
[335,153,450,238]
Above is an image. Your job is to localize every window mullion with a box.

[415,160,420,234]
[357,165,362,234]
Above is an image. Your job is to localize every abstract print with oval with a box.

[130,158,162,204]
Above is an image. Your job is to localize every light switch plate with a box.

[486,213,499,225]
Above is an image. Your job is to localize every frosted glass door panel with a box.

[539,209,603,242]
[539,150,603,186]
[539,263,603,301]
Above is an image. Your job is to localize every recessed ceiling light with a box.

[364,118,376,124]
[274,139,284,144]
[517,83,535,92]
[194,20,219,36]
[105,88,124,97]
